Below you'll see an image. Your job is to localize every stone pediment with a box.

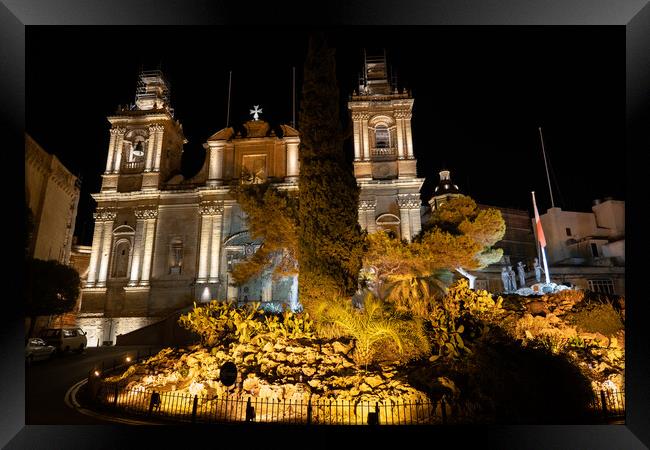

[207,127,235,142]
[280,124,299,137]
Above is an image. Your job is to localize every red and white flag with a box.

[532,191,546,248]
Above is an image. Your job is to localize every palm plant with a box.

[382,269,454,317]
[315,293,430,369]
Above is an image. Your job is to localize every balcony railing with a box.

[122,160,145,172]
[371,147,397,157]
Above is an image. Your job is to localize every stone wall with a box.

[25,134,80,264]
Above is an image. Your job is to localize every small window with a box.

[63,329,75,337]
[590,243,599,257]
[565,227,572,236]
[375,125,390,148]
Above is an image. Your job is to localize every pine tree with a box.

[419,195,506,287]
[298,32,365,308]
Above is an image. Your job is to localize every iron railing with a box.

[85,349,625,425]
[89,381,480,425]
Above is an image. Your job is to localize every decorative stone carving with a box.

[112,127,127,135]
[359,199,376,211]
[93,207,117,221]
[125,128,149,139]
[149,123,164,133]
[393,110,413,120]
[199,200,224,216]
[397,194,421,209]
[243,120,270,137]
[134,207,158,220]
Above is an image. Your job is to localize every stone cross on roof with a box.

[249,105,263,121]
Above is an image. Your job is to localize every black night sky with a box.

[26,27,624,245]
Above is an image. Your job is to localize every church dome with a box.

[433,169,460,195]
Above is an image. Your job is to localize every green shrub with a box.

[178,301,315,347]
[567,302,623,336]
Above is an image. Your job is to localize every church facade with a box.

[79,52,428,345]
[79,71,300,346]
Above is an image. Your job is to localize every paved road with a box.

[26,345,162,424]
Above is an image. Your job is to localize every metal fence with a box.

[89,381,480,425]
[590,389,625,420]
[86,350,625,425]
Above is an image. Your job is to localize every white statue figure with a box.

[501,266,510,292]
[517,261,526,287]
[508,265,517,291]
[533,257,544,283]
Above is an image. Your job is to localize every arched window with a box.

[111,240,131,278]
[376,213,401,240]
[375,124,390,148]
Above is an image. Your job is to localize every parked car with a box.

[25,338,56,363]
[40,328,87,353]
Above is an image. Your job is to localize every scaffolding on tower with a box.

[134,69,174,116]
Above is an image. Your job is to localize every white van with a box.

[40,328,87,353]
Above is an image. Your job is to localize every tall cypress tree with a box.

[298,32,365,308]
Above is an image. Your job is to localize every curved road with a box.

[26,345,162,424]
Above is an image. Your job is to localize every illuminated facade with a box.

[25,134,80,264]
[79,71,300,345]
[349,50,424,242]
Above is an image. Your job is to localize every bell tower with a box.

[100,70,186,193]
[348,50,424,241]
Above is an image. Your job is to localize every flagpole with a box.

[538,127,555,208]
[291,66,296,128]
[226,70,232,128]
[532,191,551,284]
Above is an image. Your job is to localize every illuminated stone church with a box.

[79,50,426,345]
[79,71,300,345]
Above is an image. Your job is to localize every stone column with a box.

[361,114,370,161]
[360,199,377,233]
[261,272,273,302]
[138,208,158,286]
[409,207,422,240]
[207,142,225,187]
[197,201,222,284]
[112,128,126,174]
[352,113,362,161]
[285,137,300,181]
[395,112,406,160]
[358,199,376,231]
[197,217,211,284]
[397,194,420,242]
[105,129,118,173]
[209,208,223,283]
[95,208,117,287]
[152,124,164,172]
[85,219,105,287]
[404,113,414,159]
[128,213,147,286]
[145,125,157,172]
[399,207,411,242]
